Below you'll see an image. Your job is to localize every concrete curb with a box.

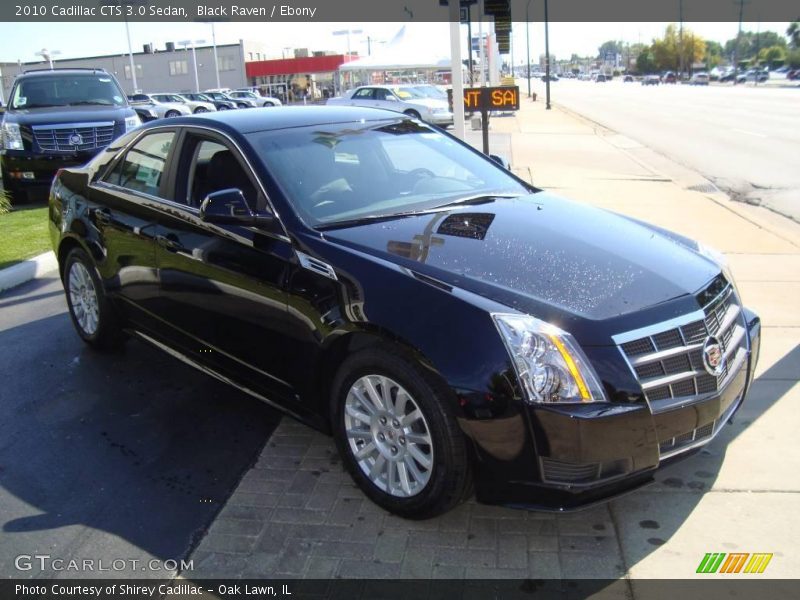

[0,251,58,293]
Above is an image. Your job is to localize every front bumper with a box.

[473,307,761,511]
[1,149,97,190]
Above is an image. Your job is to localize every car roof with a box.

[18,68,110,78]
[143,105,404,135]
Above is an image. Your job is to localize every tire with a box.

[165,110,180,118]
[62,247,126,351]
[194,107,208,113]
[218,105,230,111]
[403,110,421,120]
[1,176,27,204]
[262,101,275,107]
[331,347,472,519]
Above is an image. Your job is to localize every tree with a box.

[636,50,657,74]
[597,40,623,60]
[787,21,800,49]
[652,24,680,70]
[724,30,787,62]
[705,40,724,68]
[758,45,787,67]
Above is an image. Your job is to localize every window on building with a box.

[124,64,143,80]
[219,55,236,71]
[248,52,253,61]
[169,60,188,76]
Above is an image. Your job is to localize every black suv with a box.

[1,68,140,202]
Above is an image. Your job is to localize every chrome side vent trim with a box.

[296,251,337,281]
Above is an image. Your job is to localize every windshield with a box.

[389,86,427,100]
[10,74,126,109]
[249,119,529,228]
[412,85,447,99]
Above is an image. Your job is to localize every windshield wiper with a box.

[69,101,113,106]
[432,193,522,209]
[17,103,65,109]
[316,209,438,231]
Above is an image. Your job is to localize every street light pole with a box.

[544,0,551,109]
[210,22,221,90]
[733,0,744,85]
[526,0,532,98]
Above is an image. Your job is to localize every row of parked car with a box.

[128,88,282,122]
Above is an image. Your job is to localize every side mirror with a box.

[489,154,511,170]
[199,189,273,226]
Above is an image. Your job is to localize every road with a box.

[530,79,800,222]
[0,274,281,578]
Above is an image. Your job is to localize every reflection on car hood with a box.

[404,98,450,110]
[322,193,719,322]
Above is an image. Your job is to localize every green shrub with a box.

[0,190,10,215]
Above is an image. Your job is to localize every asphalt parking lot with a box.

[0,274,281,579]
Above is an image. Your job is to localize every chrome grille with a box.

[659,420,715,454]
[32,121,115,153]
[614,282,748,407]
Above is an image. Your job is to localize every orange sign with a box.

[448,86,520,111]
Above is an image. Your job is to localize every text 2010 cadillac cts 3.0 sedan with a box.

[49,106,760,519]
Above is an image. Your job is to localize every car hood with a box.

[5,105,132,125]
[321,193,719,324]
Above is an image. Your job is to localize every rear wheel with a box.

[165,110,180,118]
[332,348,471,519]
[218,105,230,111]
[63,248,126,351]
[194,107,208,113]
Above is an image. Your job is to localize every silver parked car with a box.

[229,89,282,107]
[326,85,453,127]
[150,92,216,113]
[128,93,192,118]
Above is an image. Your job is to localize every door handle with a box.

[155,234,186,253]
[90,207,112,226]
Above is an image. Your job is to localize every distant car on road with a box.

[623,75,634,82]
[326,85,453,126]
[540,74,559,82]
[662,71,677,84]
[642,75,661,86]
[737,70,768,84]
[129,94,192,118]
[594,74,608,82]
[690,73,710,86]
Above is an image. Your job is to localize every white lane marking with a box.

[732,128,767,138]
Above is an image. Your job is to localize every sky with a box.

[0,21,791,65]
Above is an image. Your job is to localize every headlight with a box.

[124,115,141,132]
[1,121,23,150]
[493,313,606,404]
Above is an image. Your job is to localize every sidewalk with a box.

[184,98,800,583]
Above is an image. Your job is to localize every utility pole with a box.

[679,0,684,78]
[733,0,745,85]
[544,0,551,109]
[526,0,532,97]
[466,5,474,85]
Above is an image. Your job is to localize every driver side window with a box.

[182,137,264,211]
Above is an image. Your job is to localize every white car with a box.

[229,90,282,107]
[150,92,216,113]
[326,85,453,126]
[128,94,192,118]
[690,73,710,86]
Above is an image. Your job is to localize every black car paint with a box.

[49,107,760,510]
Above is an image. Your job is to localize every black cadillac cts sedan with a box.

[49,106,761,518]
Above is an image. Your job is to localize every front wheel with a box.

[165,110,180,118]
[332,348,472,519]
[63,248,126,351]
[194,107,208,113]
[403,110,421,120]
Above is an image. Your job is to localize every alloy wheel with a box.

[68,262,100,336]
[344,375,434,497]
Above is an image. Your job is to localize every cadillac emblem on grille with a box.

[68,132,83,146]
[702,336,725,376]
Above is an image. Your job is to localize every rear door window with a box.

[104,131,176,198]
